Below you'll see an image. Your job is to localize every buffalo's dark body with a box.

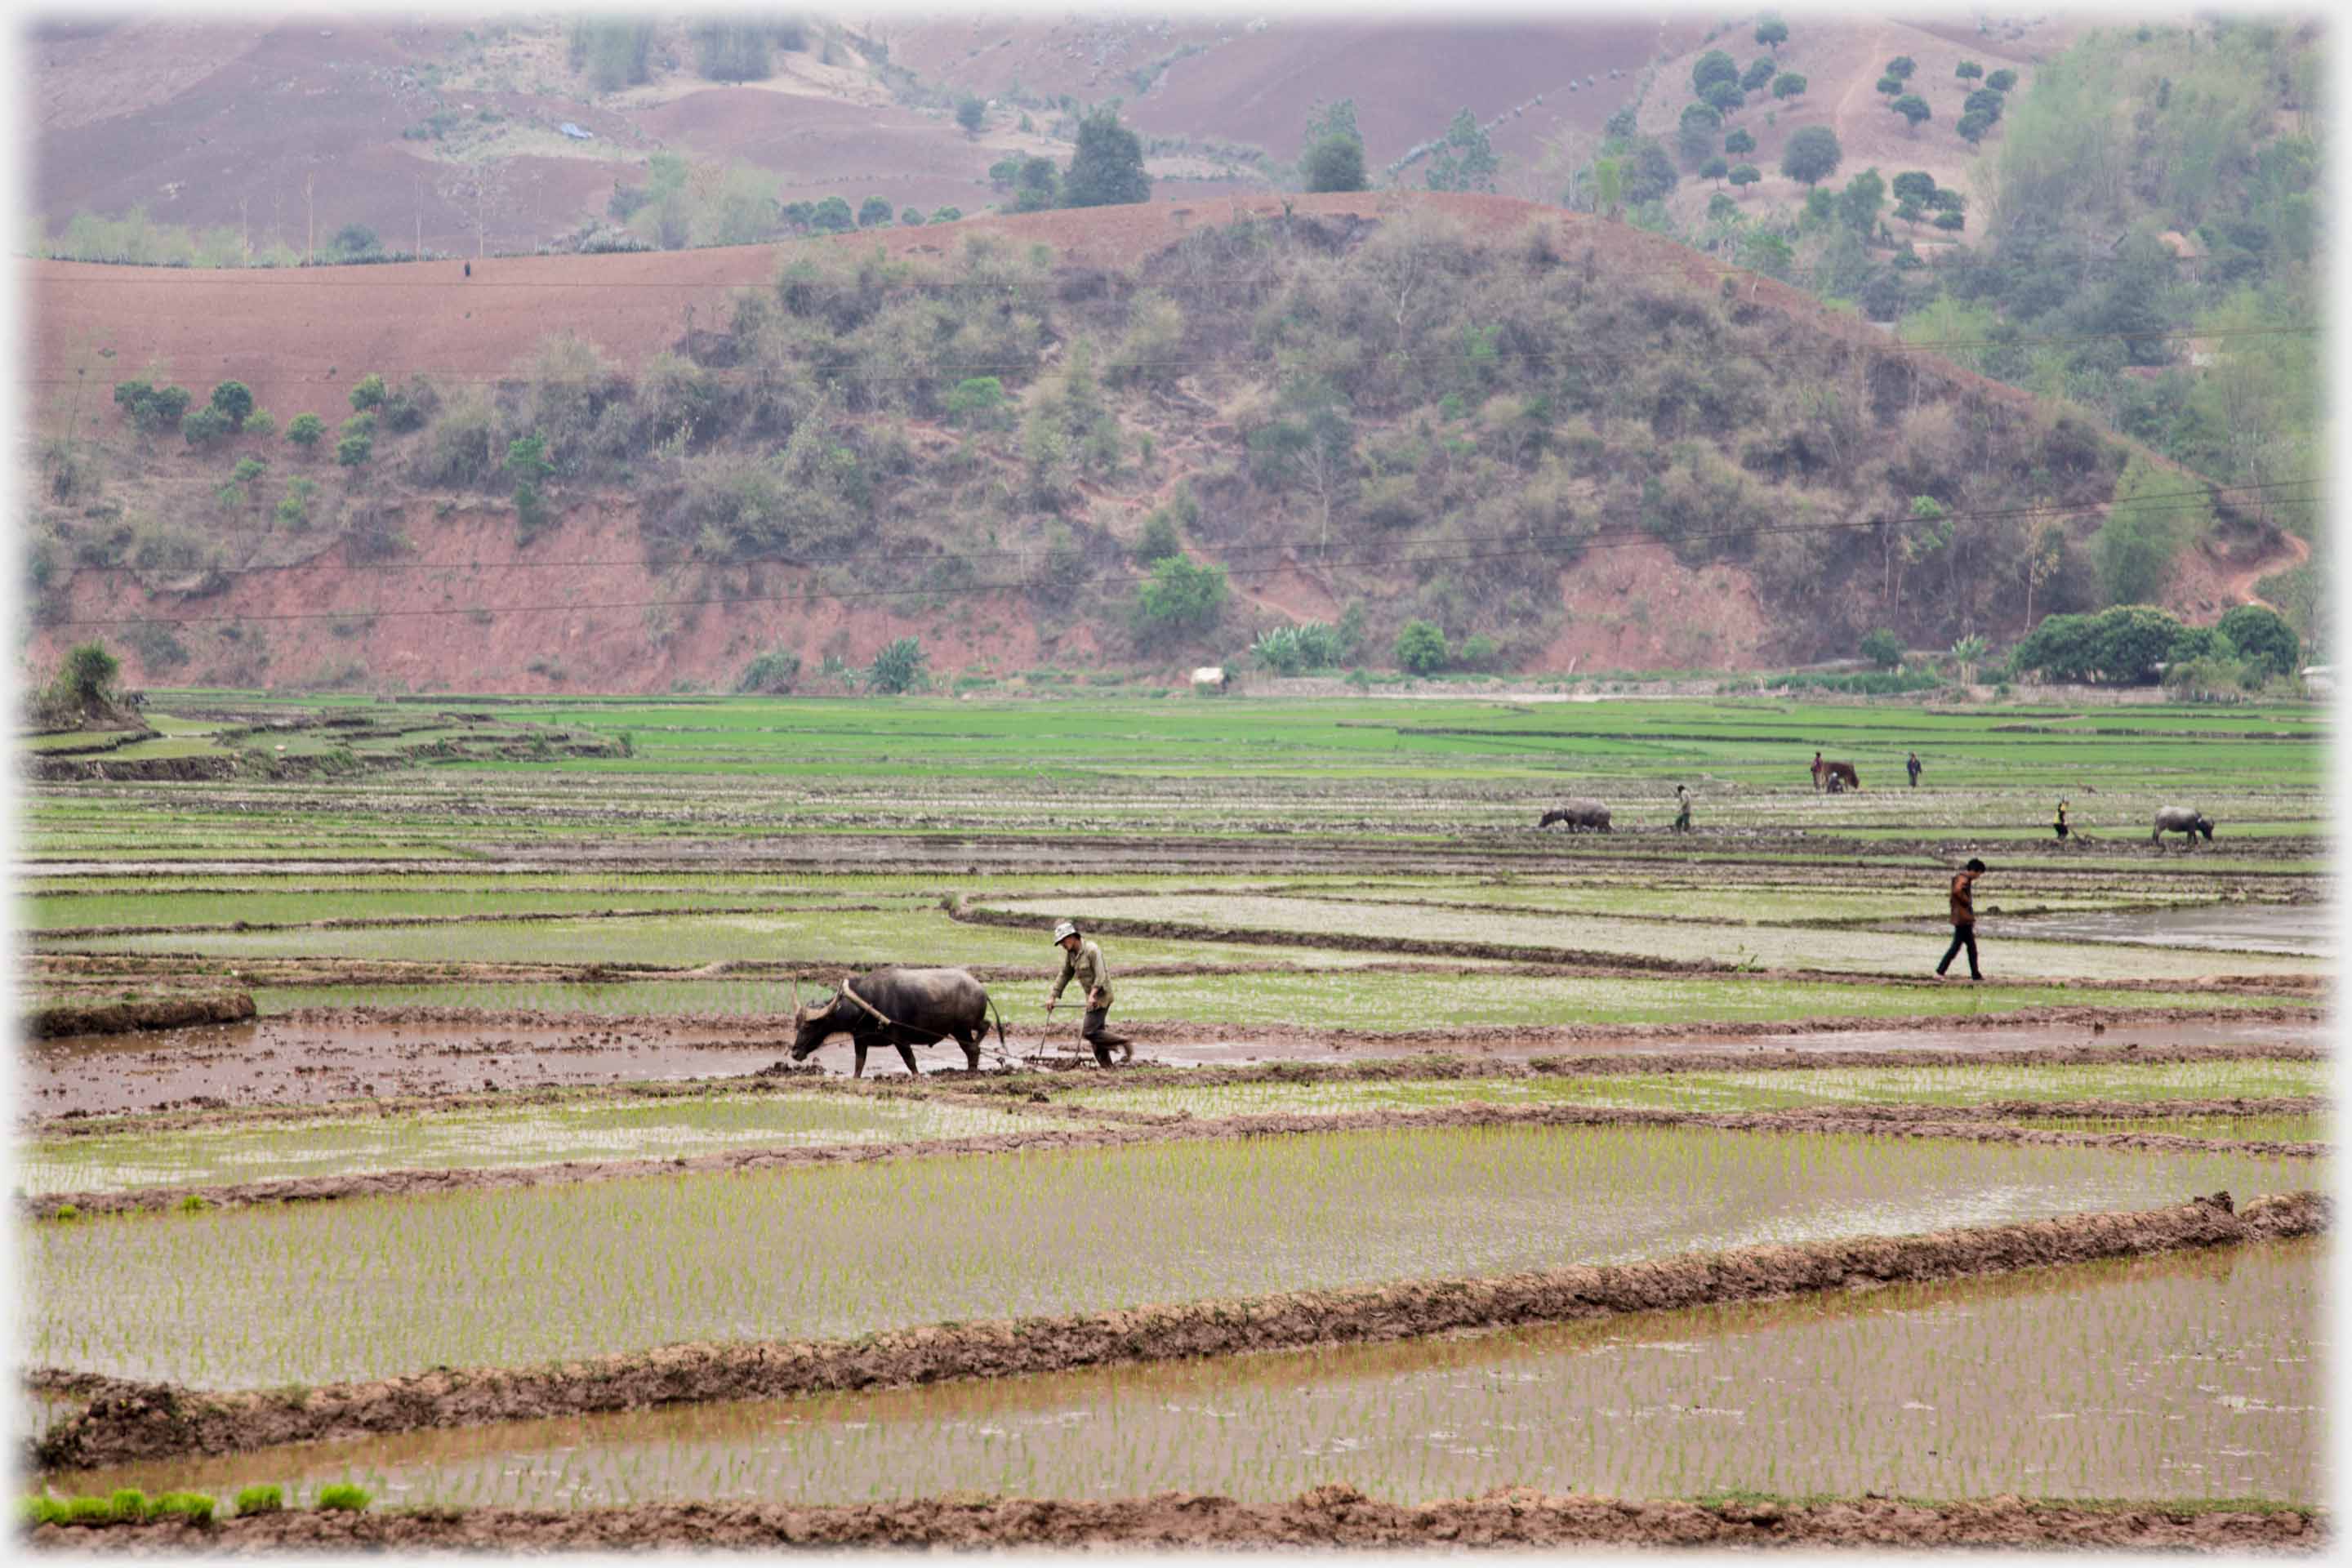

[1811,759,1861,792]
[2150,807,2216,848]
[790,966,1003,1076]
[1539,800,1612,832]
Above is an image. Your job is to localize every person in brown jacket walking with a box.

[1936,858,1987,980]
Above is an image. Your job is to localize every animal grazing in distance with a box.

[1539,800,1612,832]
[1811,752,1861,793]
[2149,807,2216,849]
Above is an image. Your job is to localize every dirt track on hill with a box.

[31,1488,2327,1552]
[29,1192,2324,1470]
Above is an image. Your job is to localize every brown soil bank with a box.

[25,988,255,1039]
[31,1192,2325,1471]
[29,1487,2328,1552]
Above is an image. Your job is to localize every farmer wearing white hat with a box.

[1047,920,1129,1065]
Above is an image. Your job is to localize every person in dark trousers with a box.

[1907,751,1922,787]
[464,261,471,278]
[2053,799,2070,842]
[1937,858,1987,980]
[1047,919,1129,1065]
[1671,784,1692,833]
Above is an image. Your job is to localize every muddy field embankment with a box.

[29,1486,2326,1552]
[30,1192,2327,1470]
[21,1095,2328,1220]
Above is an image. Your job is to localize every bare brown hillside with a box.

[24,194,2272,696]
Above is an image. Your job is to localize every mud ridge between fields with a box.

[26,1039,2326,1141]
[29,1193,2326,1471]
[24,990,255,1039]
[27,1489,2329,1551]
[23,1096,2328,1219]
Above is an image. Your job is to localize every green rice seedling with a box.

[53,1205,78,1223]
[107,1488,153,1521]
[19,1495,67,1528]
[152,1491,216,1526]
[314,1483,371,1512]
[177,1195,210,1214]
[231,1483,283,1516]
[64,1495,115,1526]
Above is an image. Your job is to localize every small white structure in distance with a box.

[1192,666,1232,694]
[2301,665,2332,693]
[559,122,595,140]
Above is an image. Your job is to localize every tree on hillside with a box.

[287,412,324,451]
[1892,94,1931,133]
[1591,157,1622,219]
[693,20,773,82]
[2096,454,2205,606]
[1395,619,1449,675]
[1876,75,1904,99]
[1779,124,1841,186]
[1891,171,1937,206]
[1860,627,1904,667]
[1062,105,1152,207]
[1837,168,1885,236]
[1725,127,1756,157]
[858,195,893,228]
[1771,72,1807,100]
[1956,109,1993,149]
[1885,56,1916,81]
[956,95,986,135]
[1755,16,1788,51]
[1701,157,1730,186]
[1677,102,1722,165]
[1962,87,2005,123]
[1741,57,1776,93]
[349,373,386,412]
[207,381,254,430]
[1423,109,1499,192]
[1300,99,1369,192]
[1134,555,1228,642]
[1691,49,1739,95]
[1702,79,1746,114]
[1985,67,2018,93]
[2215,604,2301,678]
[1011,156,1059,212]
[810,195,855,232]
[1728,163,1762,196]
[1955,60,1983,81]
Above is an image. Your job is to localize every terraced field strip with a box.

[26,1122,2319,1389]
[16,1087,1107,1196]
[29,1193,2319,1472]
[43,1238,2319,1509]
[1052,1058,2336,1120]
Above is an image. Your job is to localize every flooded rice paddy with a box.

[1057,1059,2332,1121]
[18,1090,1074,1196]
[27,1125,2318,1390]
[44,1239,2322,1508]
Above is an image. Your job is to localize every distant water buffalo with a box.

[2150,807,2216,849]
[1539,800,1612,832]
[789,967,1004,1077]
[1811,754,1861,793]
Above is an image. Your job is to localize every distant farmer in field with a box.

[2053,799,2070,843]
[1936,858,1988,982]
[1672,784,1692,833]
[1047,920,1130,1066]
[1907,752,1922,787]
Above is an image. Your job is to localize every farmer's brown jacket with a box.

[1052,938,1112,1006]
[1949,871,1978,927]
